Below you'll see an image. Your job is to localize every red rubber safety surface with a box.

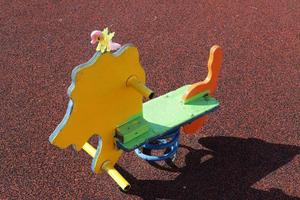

[1,1,300,199]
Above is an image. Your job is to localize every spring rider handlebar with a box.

[127,76,155,100]
[82,143,130,190]
[49,28,223,191]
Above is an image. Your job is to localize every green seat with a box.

[116,85,219,151]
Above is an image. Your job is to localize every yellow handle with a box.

[102,161,131,191]
[127,76,154,100]
[82,142,131,191]
[82,142,97,157]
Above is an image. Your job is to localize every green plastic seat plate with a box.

[116,85,219,151]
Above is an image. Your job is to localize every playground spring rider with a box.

[49,28,223,191]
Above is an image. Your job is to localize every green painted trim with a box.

[116,113,150,143]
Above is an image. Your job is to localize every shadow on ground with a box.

[116,136,300,200]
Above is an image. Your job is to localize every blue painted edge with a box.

[91,137,103,173]
[49,44,135,151]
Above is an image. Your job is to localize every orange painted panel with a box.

[182,45,223,134]
[182,45,223,100]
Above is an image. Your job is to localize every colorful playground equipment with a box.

[49,28,223,191]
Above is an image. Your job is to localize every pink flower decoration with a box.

[109,41,121,50]
[90,30,102,44]
[90,29,122,52]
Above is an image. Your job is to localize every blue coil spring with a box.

[134,129,180,161]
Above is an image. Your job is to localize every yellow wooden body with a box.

[49,45,145,173]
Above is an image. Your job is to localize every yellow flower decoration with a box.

[96,27,115,53]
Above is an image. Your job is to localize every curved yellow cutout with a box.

[49,45,146,173]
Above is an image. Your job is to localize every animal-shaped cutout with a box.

[182,46,223,134]
[49,44,146,173]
